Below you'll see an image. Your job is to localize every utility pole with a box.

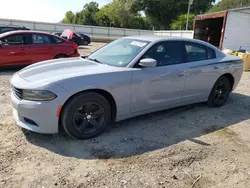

[186,0,193,30]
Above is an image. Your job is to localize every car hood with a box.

[17,57,127,83]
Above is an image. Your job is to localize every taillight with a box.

[72,44,78,50]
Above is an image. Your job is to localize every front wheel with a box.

[207,76,231,107]
[61,92,111,139]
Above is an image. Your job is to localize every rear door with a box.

[0,33,31,66]
[28,33,55,63]
[182,42,220,102]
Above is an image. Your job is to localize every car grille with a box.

[12,86,23,100]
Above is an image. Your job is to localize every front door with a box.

[0,33,31,66]
[131,41,187,113]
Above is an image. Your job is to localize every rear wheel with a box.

[207,76,231,107]
[83,41,89,45]
[61,92,111,139]
[54,54,67,59]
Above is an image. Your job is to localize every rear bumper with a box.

[69,52,80,57]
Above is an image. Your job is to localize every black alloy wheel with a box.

[61,92,111,139]
[207,76,231,107]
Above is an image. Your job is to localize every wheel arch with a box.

[59,89,117,123]
[54,54,68,59]
[220,73,235,91]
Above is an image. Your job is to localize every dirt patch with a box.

[0,43,250,187]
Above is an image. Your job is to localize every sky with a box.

[1,0,221,23]
[0,0,112,23]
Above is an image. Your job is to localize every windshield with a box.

[87,38,150,67]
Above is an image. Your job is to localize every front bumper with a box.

[11,73,69,134]
[11,92,60,134]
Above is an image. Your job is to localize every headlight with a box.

[22,90,57,101]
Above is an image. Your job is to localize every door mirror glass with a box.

[139,58,157,68]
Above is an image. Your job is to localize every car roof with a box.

[124,35,221,52]
[0,30,59,38]
[125,35,197,42]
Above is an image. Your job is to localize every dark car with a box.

[0,25,30,34]
[59,29,91,46]
[79,33,91,45]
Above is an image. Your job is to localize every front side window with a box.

[32,34,51,44]
[87,39,150,67]
[185,42,215,62]
[142,41,184,67]
[1,34,27,45]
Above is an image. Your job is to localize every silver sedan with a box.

[11,36,243,139]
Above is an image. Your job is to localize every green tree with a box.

[131,0,215,29]
[62,11,75,24]
[170,13,195,30]
[209,0,250,12]
[80,2,99,25]
[62,0,152,29]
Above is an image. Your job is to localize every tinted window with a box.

[185,42,216,62]
[32,34,51,44]
[142,41,184,67]
[1,34,27,45]
[0,28,15,34]
[207,47,216,59]
[50,36,63,44]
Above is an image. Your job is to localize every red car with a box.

[0,30,80,67]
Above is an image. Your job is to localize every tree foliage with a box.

[208,0,250,12]
[170,13,195,30]
[62,0,216,30]
[62,0,152,30]
[131,0,215,29]
[62,11,75,24]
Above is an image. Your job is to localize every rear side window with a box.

[207,47,216,59]
[50,36,64,44]
[1,34,27,45]
[185,42,216,62]
[32,34,51,44]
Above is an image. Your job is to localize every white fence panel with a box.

[154,30,194,38]
[55,24,75,32]
[110,29,124,37]
[74,26,92,35]
[0,18,193,39]
[34,23,55,32]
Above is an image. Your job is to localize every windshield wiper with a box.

[86,57,103,64]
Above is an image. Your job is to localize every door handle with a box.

[177,71,185,77]
[214,66,219,70]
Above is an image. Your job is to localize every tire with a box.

[54,54,67,59]
[83,41,89,45]
[61,92,111,139]
[207,76,232,107]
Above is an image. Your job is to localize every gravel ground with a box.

[1,42,250,188]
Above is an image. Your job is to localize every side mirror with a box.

[139,58,157,68]
[0,40,3,47]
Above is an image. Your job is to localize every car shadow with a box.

[0,67,23,75]
[23,92,250,159]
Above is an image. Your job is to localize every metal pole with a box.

[186,0,193,30]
